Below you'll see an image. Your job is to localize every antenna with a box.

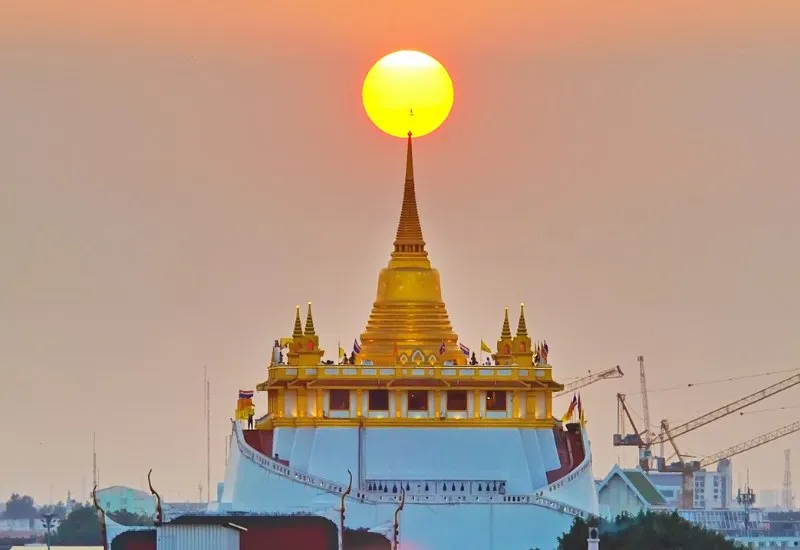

[784,449,793,510]
[92,432,97,491]
[205,366,211,503]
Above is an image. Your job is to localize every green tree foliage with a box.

[51,504,103,546]
[50,503,154,545]
[3,493,38,519]
[558,512,744,550]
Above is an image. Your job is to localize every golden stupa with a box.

[356,134,464,366]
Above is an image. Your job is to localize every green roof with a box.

[623,470,668,506]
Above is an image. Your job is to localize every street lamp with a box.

[41,511,56,550]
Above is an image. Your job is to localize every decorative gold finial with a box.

[501,307,512,340]
[292,305,303,338]
[304,301,316,336]
[390,132,428,265]
[516,302,528,337]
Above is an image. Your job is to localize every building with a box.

[95,486,156,517]
[113,134,600,550]
[647,459,733,510]
[596,465,668,518]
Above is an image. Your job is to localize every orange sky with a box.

[1,1,800,506]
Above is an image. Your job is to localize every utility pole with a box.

[42,512,56,550]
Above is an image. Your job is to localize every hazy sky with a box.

[2,1,799,505]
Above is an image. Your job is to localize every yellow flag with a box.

[338,343,345,358]
[480,340,492,353]
[279,337,293,347]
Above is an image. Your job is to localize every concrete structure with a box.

[647,460,733,510]
[96,486,156,517]
[596,465,667,518]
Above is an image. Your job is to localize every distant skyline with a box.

[1,1,799,504]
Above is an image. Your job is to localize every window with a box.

[408,390,429,411]
[329,390,350,411]
[447,391,468,411]
[486,391,507,411]
[369,390,389,411]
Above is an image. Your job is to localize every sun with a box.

[362,50,454,139]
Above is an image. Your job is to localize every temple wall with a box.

[219,424,597,550]
[363,427,557,493]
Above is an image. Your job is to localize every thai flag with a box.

[353,338,361,354]
[459,343,470,357]
[239,390,254,399]
[439,341,446,355]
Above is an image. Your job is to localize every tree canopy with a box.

[3,493,37,519]
[50,503,154,545]
[558,512,743,550]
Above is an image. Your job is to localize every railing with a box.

[366,479,506,496]
[264,364,556,388]
[231,422,588,518]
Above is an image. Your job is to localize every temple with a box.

[256,134,563,431]
[109,135,599,550]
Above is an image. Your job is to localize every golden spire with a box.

[292,305,303,338]
[357,134,461,365]
[516,302,528,337]
[501,307,512,339]
[304,301,316,336]
[389,132,429,268]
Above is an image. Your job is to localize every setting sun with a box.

[362,50,454,138]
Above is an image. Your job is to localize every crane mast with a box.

[638,356,651,446]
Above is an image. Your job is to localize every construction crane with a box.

[615,369,800,471]
[699,420,800,469]
[614,392,654,469]
[659,419,800,508]
[554,365,624,397]
[612,356,654,469]
[638,356,652,452]
[650,372,800,448]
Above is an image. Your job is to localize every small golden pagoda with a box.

[257,136,563,429]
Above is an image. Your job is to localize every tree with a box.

[50,503,103,546]
[558,511,745,550]
[50,504,155,546]
[3,493,37,519]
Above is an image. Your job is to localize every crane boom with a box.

[699,420,800,469]
[555,365,624,396]
[650,372,800,445]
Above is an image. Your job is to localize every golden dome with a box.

[357,134,463,365]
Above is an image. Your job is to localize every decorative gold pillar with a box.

[297,388,307,418]
[356,390,363,416]
[526,392,537,419]
[473,390,481,418]
[545,391,552,419]
[434,390,441,416]
[513,391,521,419]
[316,390,324,419]
[395,391,403,418]
[277,389,285,419]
